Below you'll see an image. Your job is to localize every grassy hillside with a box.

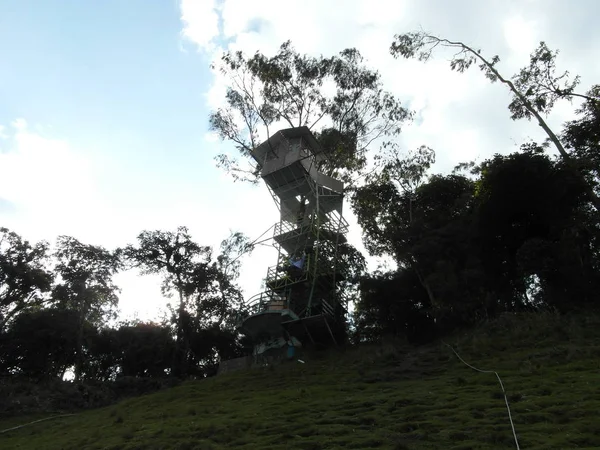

[2,312,600,450]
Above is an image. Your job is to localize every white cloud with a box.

[181,0,534,171]
[179,0,220,54]
[11,118,27,131]
[204,70,228,111]
[503,15,539,60]
[0,119,97,219]
[181,0,599,168]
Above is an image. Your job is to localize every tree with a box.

[53,236,121,381]
[376,144,435,223]
[0,308,80,380]
[389,33,600,211]
[351,145,436,257]
[352,145,443,308]
[125,227,213,377]
[0,228,53,330]
[210,41,410,185]
[562,85,600,188]
[84,321,176,381]
[354,145,491,328]
[354,269,436,344]
[84,326,120,382]
[187,324,244,377]
[124,227,248,377]
[116,322,175,378]
[474,148,594,311]
[212,231,252,330]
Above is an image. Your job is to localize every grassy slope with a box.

[1,312,600,450]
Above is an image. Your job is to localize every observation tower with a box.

[238,127,350,359]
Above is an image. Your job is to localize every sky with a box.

[1,0,599,321]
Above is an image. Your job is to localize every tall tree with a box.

[53,236,121,381]
[389,33,600,211]
[210,41,410,185]
[0,228,53,330]
[352,145,437,289]
[124,227,246,376]
[125,227,213,377]
[353,144,485,327]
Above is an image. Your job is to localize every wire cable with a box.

[225,223,276,269]
[443,341,520,450]
[0,414,76,434]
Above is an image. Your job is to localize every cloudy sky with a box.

[1,0,598,321]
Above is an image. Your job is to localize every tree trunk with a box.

[74,296,86,383]
[414,264,436,307]
[173,283,187,378]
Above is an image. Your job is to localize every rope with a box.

[225,223,276,269]
[0,414,76,434]
[443,341,520,450]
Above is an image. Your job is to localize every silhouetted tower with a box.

[239,127,349,350]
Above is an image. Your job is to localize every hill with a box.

[1,312,599,449]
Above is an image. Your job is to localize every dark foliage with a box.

[0,228,53,330]
[352,146,600,342]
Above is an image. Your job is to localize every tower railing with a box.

[239,291,289,317]
[273,216,349,241]
[265,253,346,290]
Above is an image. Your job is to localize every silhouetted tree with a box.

[354,269,436,344]
[115,322,175,378]
[53,236,121,381]
[0,308,80,380]
[475,148,593,311]
[354,142,599,336]
[125,227,248,377]
[125,227,214,377]
[0,228,53,330]
[390,33,600,211]
[562,85,600,189]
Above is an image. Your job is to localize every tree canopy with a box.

[0,228,53,330]
[390,32,600,211]
[210,41,411,185]
[124,227,249,376]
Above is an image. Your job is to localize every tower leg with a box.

[302,319,316,344]
[323,316,338,347]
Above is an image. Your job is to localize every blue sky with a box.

[0,0,214,210]
[1,0,599,320]
[0,0,279,319]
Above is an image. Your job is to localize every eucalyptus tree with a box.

[210,41,411,185]
[390,32,600,210]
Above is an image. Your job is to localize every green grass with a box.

[2,311,600,449]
